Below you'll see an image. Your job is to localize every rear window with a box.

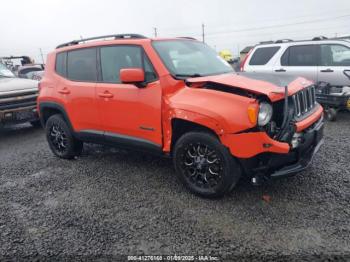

[67,48,97,82]
[249,46,280,65]
[281,45,318,66]
[55,52,66,77]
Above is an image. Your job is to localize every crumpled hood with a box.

[186,72,314,102]
[0,77,38,94]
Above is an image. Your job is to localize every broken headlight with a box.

[258,102,273,126]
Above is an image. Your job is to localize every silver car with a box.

[242,37,350,87]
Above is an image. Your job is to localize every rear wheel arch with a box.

[39,102,73,130]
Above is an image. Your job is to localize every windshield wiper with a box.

[174,73,203,79]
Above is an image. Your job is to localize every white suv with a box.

[242,37,350,87]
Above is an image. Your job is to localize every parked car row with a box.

[0,56,45,81]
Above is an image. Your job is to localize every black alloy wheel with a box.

[49,124,68,153]
[174,132,241,198]
[182,143,223,190]
[46,114,83,159]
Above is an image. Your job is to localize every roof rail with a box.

[259,41,274,44]
[56,34,147,49]
[177,37,197,40]
[312,36,328,41]
[275,39,293,43]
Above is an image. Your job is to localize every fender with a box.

[39,101,74,130]
[162,108,225,152]
[165,86,258,134]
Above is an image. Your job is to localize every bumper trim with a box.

[270,138,324,179]
[0,105,39,124]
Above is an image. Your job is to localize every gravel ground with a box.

[0,112,349,261]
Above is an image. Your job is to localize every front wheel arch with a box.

[171,118,220,154]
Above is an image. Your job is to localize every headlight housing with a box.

[258,102,273,126]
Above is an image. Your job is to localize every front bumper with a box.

[0,106,39,125]
[239,117,324,179]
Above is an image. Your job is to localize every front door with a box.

[96,45,162,147]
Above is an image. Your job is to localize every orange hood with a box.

[186,72,314,102]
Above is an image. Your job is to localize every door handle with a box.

[98,91,114,99]
[275,68,286,72]
[58,88,70,95]
[320,69,334,73]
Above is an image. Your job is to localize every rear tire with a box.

[173,132,241,198]
[45,114,83,159]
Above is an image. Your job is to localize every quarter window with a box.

[55,52,66,77]
[281,45,318,66]
[320,44,350,66]
[249,46,280,65]
[67,48,97,82]
[100,45,157,83]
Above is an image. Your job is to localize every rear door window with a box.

[320,44,350,66]
[55,52,67,77]
[281,45,318,66]
[249,46,280,65]
[67,48,97,82]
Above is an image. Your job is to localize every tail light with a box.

[240,48,253,72]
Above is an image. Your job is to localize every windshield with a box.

[152,40,234,78]
[0,63,15,78]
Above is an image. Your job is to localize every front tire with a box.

[45,114,83,159]
[173,132,241,198]
[326,108,337,122]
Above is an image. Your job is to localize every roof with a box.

[255,36,350,47]
[55,34,199,51]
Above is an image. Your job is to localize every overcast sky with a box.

[0,0,349,63]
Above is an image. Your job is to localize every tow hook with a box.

[251,173,268,186]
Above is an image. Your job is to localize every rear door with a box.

[318,43,350,86]
[273,44,318,82]
[56,48,100,132]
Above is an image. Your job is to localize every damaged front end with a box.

[238,84,324,184]
[184,73,324,183]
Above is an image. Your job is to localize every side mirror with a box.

[120,68,145,85]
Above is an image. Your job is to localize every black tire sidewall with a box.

[45,114,81,159]
[173,132,241,198]
[326,108,337,122]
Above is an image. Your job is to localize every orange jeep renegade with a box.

[38,34,324,198]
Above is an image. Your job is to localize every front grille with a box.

[292,85,316,118]
[0,91,38,111]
